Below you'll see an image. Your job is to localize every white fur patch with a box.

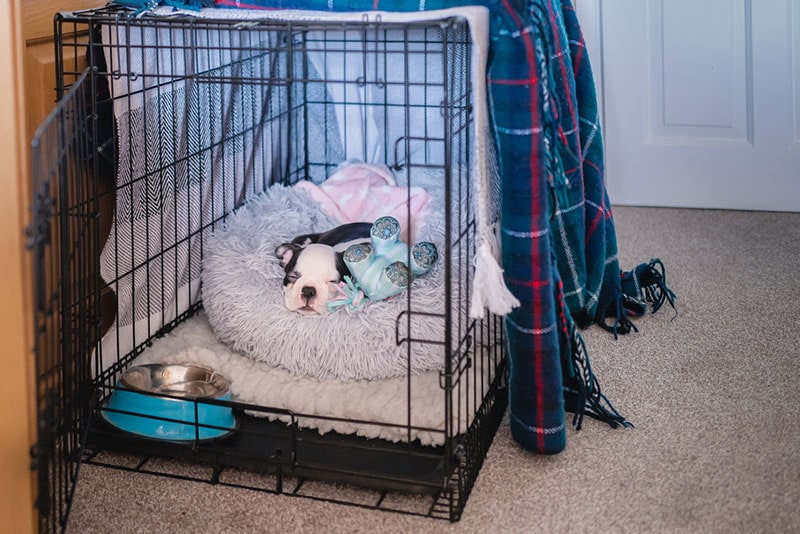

[283,244,341,314]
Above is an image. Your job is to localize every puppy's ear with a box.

[275,243,301,268]
[291,232,319,246]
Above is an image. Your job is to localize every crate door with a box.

[27,70,99,534]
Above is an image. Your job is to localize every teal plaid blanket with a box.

[116,0,632,453]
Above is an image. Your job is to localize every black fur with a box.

[290,222,372,247]
[334,252,349,280]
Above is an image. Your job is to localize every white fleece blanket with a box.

[133,312,485,445]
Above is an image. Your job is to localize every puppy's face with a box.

[275,243,344,315]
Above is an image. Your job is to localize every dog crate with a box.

[29,4,507,531]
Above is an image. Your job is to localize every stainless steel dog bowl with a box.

[121,364,230,398]
[101,364,237,441]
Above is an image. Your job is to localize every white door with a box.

[577,0,800,212]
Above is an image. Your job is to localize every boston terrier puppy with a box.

[275,222,372,315]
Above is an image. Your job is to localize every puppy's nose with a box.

[301,286,316,300]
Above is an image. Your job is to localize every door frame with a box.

[0,0,37,532]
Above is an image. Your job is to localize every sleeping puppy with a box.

[275,222,372,314]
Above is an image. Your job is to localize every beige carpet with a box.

[67,206,800,533]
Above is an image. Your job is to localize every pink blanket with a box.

[294,163,432,242]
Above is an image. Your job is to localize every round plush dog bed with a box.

[201,171,451,381]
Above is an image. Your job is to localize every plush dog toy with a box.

[329,216,438,311]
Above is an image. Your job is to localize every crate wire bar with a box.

[34,4,508,525]
[28,70,97,534]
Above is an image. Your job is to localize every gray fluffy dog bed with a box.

[202,170,451,381]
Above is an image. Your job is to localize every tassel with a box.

[569,325,632,430]
[470,242,520,318]
[327,276,369,313]
[598,298,638,339]
[621,258,677,318]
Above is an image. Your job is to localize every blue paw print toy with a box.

[329,216,438,310]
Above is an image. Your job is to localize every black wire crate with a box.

[32,4,508,525]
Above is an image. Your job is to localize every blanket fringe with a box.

[327,276,369,313]
[598,298,638,339]
[569,324,632,430]
[621,258,677,318]
[470,241,520,318]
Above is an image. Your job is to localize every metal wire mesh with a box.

[30,5,508,526]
